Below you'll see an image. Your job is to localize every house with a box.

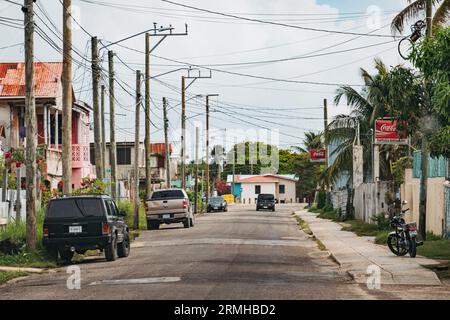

[0,62,92,189]
[90,142,178,192]
[226,174,298,204]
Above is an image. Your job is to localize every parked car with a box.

[42,195,130,263]
[207,196,228,212]
[256,194,276,212]
[145,188,194,230]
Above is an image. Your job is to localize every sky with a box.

[0,0,418,161]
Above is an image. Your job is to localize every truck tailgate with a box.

[147,199,186,215]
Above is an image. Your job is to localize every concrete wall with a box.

[239,180,296,204]
[354,181,389,223]
[241,182,276,204]
[401,168,447,236]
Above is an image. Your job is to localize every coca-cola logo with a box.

[379,123,397,132]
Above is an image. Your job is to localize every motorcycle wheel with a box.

[409,237,417,258]
[387,234,408,256]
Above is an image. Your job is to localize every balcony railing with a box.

[72,144,90,168]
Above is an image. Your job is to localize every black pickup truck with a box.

[42,195,130,263]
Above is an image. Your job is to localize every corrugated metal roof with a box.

[239,176,279,183]
[150,143,172,155]
[0,62,62,97]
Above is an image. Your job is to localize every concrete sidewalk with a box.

[296,210,442,286]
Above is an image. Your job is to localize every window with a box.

[117,147,131,165]
[279,184,286,194]
[47,198,104,218]
[105,200,117,216]
[255,185,261,194]
[90,146,95,165]
[151,189,185,200]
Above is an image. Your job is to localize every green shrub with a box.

[0,208,45,249]
[316,189,326,209]
[117,200,147,230]
[371,213,391,230]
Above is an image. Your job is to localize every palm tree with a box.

[294,131,323,153]
[391,0,450,34]
[322,59,410,187]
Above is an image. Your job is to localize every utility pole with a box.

[91,36,103,179]
[194,126,199,213]
[205,94,218,206]
[163,97,171,188]
[181,76,186,190]
[108,51,117,200]
[23,0,37,248]
[418,0,433,241]
[323,98,328,168]
[180,70,212,190]
[101,84,106,177]
[144,33,152,199]
[62,0,72,196]
[134,70,141,230]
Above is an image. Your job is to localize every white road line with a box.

[89,277,181,286]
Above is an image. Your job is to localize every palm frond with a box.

[433,0,450,27]
[391,0,426,34]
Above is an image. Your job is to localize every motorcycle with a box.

[387,200,423,258]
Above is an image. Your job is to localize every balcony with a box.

[72,144,90,168]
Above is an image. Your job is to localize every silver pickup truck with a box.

[145,189,194,230]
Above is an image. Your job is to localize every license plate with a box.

[263,206,268,209]
[69,226,82,233]
[214,207,219,210]
[163,214,170,219]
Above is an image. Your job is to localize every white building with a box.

[226,174,298,204]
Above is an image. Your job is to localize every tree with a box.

[410,27,450,159]
[323,59,409,187]
[294,132,323,153]
[391,0,450,34]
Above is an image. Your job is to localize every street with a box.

[1,204,448,300]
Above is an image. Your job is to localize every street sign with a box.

[309,149,326,163]
[374,118,408,145]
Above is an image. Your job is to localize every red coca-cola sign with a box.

[309,149,326,162]
[375,119,408,144]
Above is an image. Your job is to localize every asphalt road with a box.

[0,204,448,300]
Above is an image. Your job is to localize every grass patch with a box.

[307,206,322,214]
[0,250,57,268]
[315,238,327,251]
[341,220,381,237]
[318,210,340,221]
[295,216,312,235]
[424,262,450,279]
[0,271,28,285]
[417,238,450,260]
[375,230,390,245]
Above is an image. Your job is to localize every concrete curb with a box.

[0,266,49,274]
[295,210,442,286]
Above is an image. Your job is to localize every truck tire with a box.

[105,234,118,261]
[183,218,191,229]
[59,249,74,263]
[117,233,130,258]
[147,221,160,230]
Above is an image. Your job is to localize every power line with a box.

[161,0,398,38]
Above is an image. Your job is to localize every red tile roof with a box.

[0,62,62,98]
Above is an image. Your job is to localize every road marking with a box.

[89,277,181,286]
[136,238,308,248]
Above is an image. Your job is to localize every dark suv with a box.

[42,195,130,263]
[256,194,276,212]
